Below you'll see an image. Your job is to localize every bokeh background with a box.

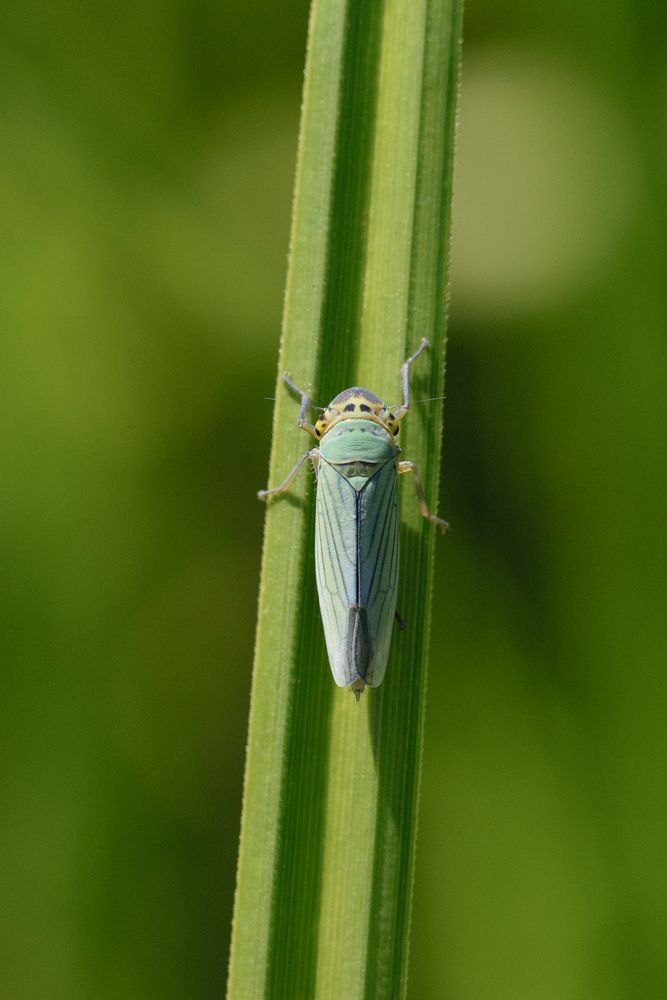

[2,1,665,998]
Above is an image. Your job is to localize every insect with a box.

[258,338,448,700]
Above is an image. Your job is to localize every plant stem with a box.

[228,0,463,996]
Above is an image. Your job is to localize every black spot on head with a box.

[344,403,355,412]
[360,404,371,412]
[315,428,321,436]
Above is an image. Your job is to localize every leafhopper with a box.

[259,338,447,699]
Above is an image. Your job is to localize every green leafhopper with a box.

[258,338,447,700]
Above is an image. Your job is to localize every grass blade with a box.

[228,0,463,996]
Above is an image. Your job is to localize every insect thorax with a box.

[319,418,396,469]
[335,461,384,482]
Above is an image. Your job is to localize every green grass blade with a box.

[227,0,463,996]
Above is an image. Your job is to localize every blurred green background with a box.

[2,1,665,998]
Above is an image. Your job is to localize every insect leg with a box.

[283,373,319,439]
[258,449,318,501]
[393,337,430,424]
[398,460,449,532]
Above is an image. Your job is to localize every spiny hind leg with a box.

[398,460,449,532]
[283,373,319,439]
[258,449,318,501]
[393,338,430,424]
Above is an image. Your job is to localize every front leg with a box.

[393,338,430,424]
[258,449,318,501]
[283,373,319,440]
[398,460,449,532]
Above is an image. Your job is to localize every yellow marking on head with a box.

[314,388,400,439]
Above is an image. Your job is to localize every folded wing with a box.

[315,459,399,688]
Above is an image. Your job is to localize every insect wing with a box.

[315,460,358,685]
[315,458,399,688]
[357,460,399,687]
